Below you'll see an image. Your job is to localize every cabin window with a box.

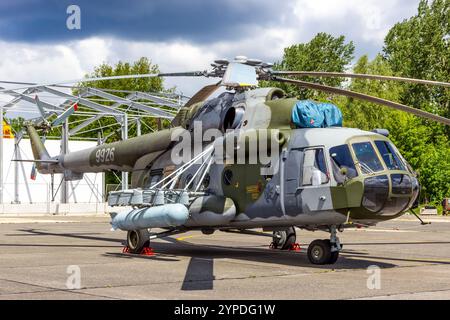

[374,140,406,171]
[302,148,329,186]
[352,142,384,174]
[329,144,358,183]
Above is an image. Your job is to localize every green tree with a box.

[7,116,25,135]
[81,57,164,95]
[72,57,169,141]
[342,54,449,203]
[383,0,449,136]
[341,54,404,130]
[265,32,355,99]
[382,0,449,203]
[68,57,171,186]
[263,18,448,203]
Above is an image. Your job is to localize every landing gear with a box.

[307,225,342,265]
[307,240,332,264]
[124,228,186,254]
[271,227,296,250]
[126,229,151,254]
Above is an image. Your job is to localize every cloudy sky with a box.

[0,0,420,98]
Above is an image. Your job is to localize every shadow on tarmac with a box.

[9,227,450,291]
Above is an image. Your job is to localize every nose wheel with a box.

[307,239,339,264]
[307,225,342,265]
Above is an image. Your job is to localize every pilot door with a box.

[283,146,333,215]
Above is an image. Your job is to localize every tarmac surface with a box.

[1,214,450,300]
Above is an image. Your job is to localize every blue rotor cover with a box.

[291,100,343,128]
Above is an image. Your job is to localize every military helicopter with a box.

[7,56,450,265]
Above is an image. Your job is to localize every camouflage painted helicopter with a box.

[13,56,450,264]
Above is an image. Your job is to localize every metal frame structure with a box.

[0,84,186,205]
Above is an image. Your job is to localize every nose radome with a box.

[362,175,389,213]
[361,174,414,216]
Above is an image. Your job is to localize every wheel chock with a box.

[121,246,154,255]
[289,243,301,252]
[140,247,155,256]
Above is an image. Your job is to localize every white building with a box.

[1,138,105,214]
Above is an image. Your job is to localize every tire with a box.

[328,242,342,264]
[127,229,151,254]
[272,227,296,250]
[307,239,332,265]
[328,251,339,264]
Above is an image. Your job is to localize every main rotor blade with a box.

[273,76,450,126]
[272,71,450,88]
[0,71,206,94]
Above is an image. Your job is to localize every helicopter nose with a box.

[361,174,415,216]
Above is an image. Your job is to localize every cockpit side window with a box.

[329,144,358,183]
[302,148,329,186]
[374,140,406,170]
[389,141,413,172]
[352,142,384,174]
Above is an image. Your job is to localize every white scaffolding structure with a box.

[0,83,187,206]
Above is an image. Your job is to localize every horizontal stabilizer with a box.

[12,159,59,163]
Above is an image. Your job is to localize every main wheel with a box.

[127,229,151,254]
[307,239,332,265]
[272,227,296,250]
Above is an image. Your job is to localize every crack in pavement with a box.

[0,278,121,300]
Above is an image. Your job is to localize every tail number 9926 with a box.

[96,147,115,163]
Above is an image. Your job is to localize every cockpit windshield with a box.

[374,140,406,171]
[329,139,410,183]
[352,142,384,174]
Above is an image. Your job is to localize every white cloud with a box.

[0,41,84,83]
[294,0,386,41]
[291,0,418,56]
[0,0,419,101]
[0,41,84,118]
[208,26,297,63]
[67,37,112,72]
